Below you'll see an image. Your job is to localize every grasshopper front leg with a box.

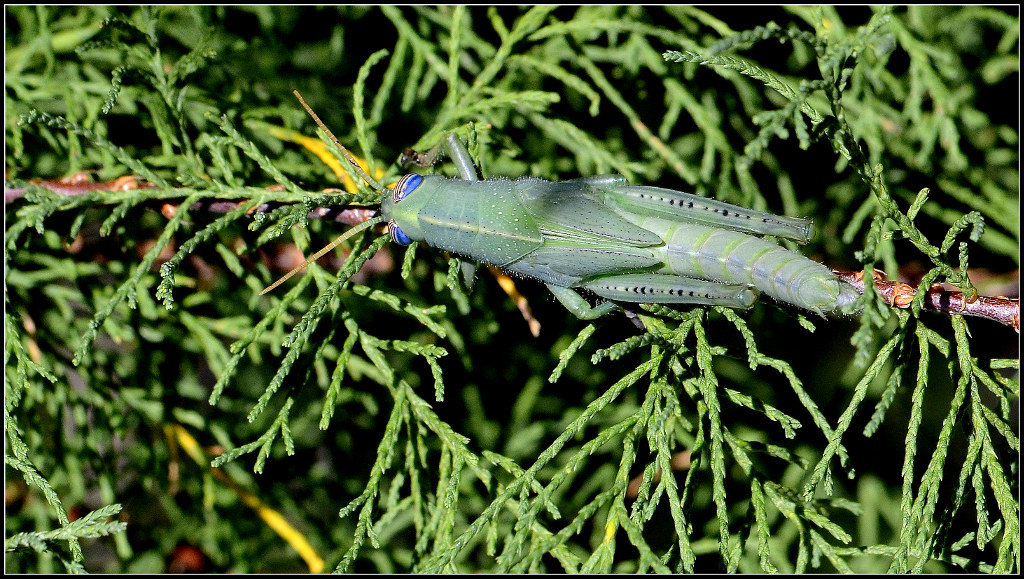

[401,133,479,181]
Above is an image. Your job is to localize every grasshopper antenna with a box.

[292,89,384,193]
[260,90,391,296]
[259,214,385,295]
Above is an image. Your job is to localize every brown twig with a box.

[5,172,154,202]
[5,175,377,226]
[9,174,1019,332]
[626,450,692,499]
[834,269,1020,332]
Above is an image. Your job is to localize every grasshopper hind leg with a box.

[581,273,759,309]
[546,274,759,320]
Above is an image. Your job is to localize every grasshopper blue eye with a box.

[392,173,423,203]
[388,220,412,245]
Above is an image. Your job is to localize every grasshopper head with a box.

[380,173,441,246]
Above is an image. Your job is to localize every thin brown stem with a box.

[6,177,376,226]
[835,269,1020,331]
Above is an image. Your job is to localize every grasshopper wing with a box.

[573,176,814,243]
[514,178,663,246]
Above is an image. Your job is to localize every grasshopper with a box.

[262,91,859,320]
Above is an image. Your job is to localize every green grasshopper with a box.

[262,91,859,319]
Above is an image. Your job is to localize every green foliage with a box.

[5,5,1019,573]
